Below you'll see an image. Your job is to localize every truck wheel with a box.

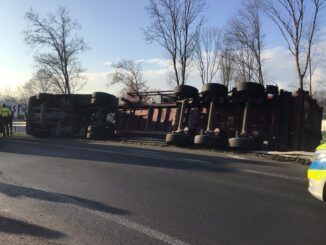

[174,85,198,100]
[236,82,265,97]
[201,83,228,99]
[266,85,279,96]
[228,137,260,151]
[194,134,228,149]
[165,133,192,146]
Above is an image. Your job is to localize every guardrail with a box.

[13,121,26,127]
[13,121,26,132]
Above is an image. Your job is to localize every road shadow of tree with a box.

[0,182,130,216]
[0,215,65,239]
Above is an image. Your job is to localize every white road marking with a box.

[239,169,306,182]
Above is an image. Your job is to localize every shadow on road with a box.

[0,137,238,174]
[0,182,130,216]
[0,215,65,239]
[0,136,295,176]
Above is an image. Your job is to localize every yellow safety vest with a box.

[316,144,326,151]
[1,107,11,117]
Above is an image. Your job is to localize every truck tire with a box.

[165,133,192,146]
[228,137,260,151]
[236,82,265,97]
[194,134,228,149]
[201,83,228,99]
[266,85,279,96]
[174,85,198,100]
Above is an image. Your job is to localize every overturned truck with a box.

[26,82,323,151]
[26,92,118,139]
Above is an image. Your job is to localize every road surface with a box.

[0,136,325,244]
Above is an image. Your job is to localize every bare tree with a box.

[108,59,149,100]
[234,45,257,83]
[15,87,30,108]
[195,27,222,84]
[30,69,59,93]
[16,83,36,107]
[0,87,16,101]
[144,0,206,86]
[265,0,326,89]
[227,0,265,84]
[305,44,326,95]
[15,74,55,107]
[225,27,257,84]
[220,36,235,89]
[24,6,88,95]
[314,89,326,109]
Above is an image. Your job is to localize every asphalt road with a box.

[0,136,325,245]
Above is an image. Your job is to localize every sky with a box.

[0,0,325,96]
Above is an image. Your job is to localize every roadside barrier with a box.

[13,121,26,132]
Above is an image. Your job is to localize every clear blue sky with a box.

[0,0,324,94]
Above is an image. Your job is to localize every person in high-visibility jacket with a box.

[8,107,13,135]
[308,143,326,201]
[1,104,11,136]
[0,113,4,136]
